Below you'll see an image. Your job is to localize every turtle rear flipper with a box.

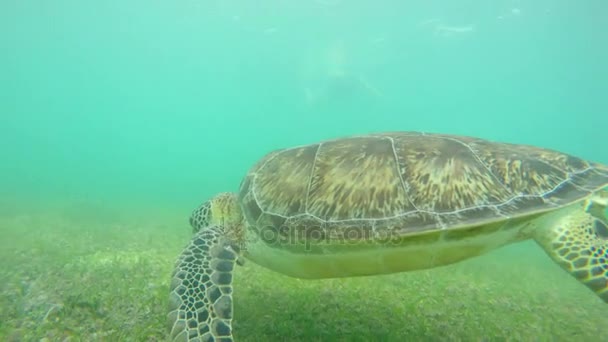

[533,204,608,303]
[168,226,237,341]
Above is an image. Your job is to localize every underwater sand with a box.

[1,210,606,341]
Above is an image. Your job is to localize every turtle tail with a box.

[168,226,237,341]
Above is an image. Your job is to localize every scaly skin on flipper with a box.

[168,226,237,341]
[169,194,244,341]
[533,201,608,302]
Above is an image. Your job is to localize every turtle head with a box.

[189,192,242,234]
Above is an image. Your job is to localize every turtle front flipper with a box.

[532,203,608,303]
[168,226,237,341]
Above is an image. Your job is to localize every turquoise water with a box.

[1,1,607,340]
[2,1,607,209]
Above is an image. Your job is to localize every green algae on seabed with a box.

[0,213,606,341]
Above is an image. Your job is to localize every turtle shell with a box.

[238,132,608,242]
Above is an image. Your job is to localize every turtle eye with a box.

[190,201,212,233]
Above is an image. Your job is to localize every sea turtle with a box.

[168,131,608,341]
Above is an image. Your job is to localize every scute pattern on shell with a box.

[238,132,608,239]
